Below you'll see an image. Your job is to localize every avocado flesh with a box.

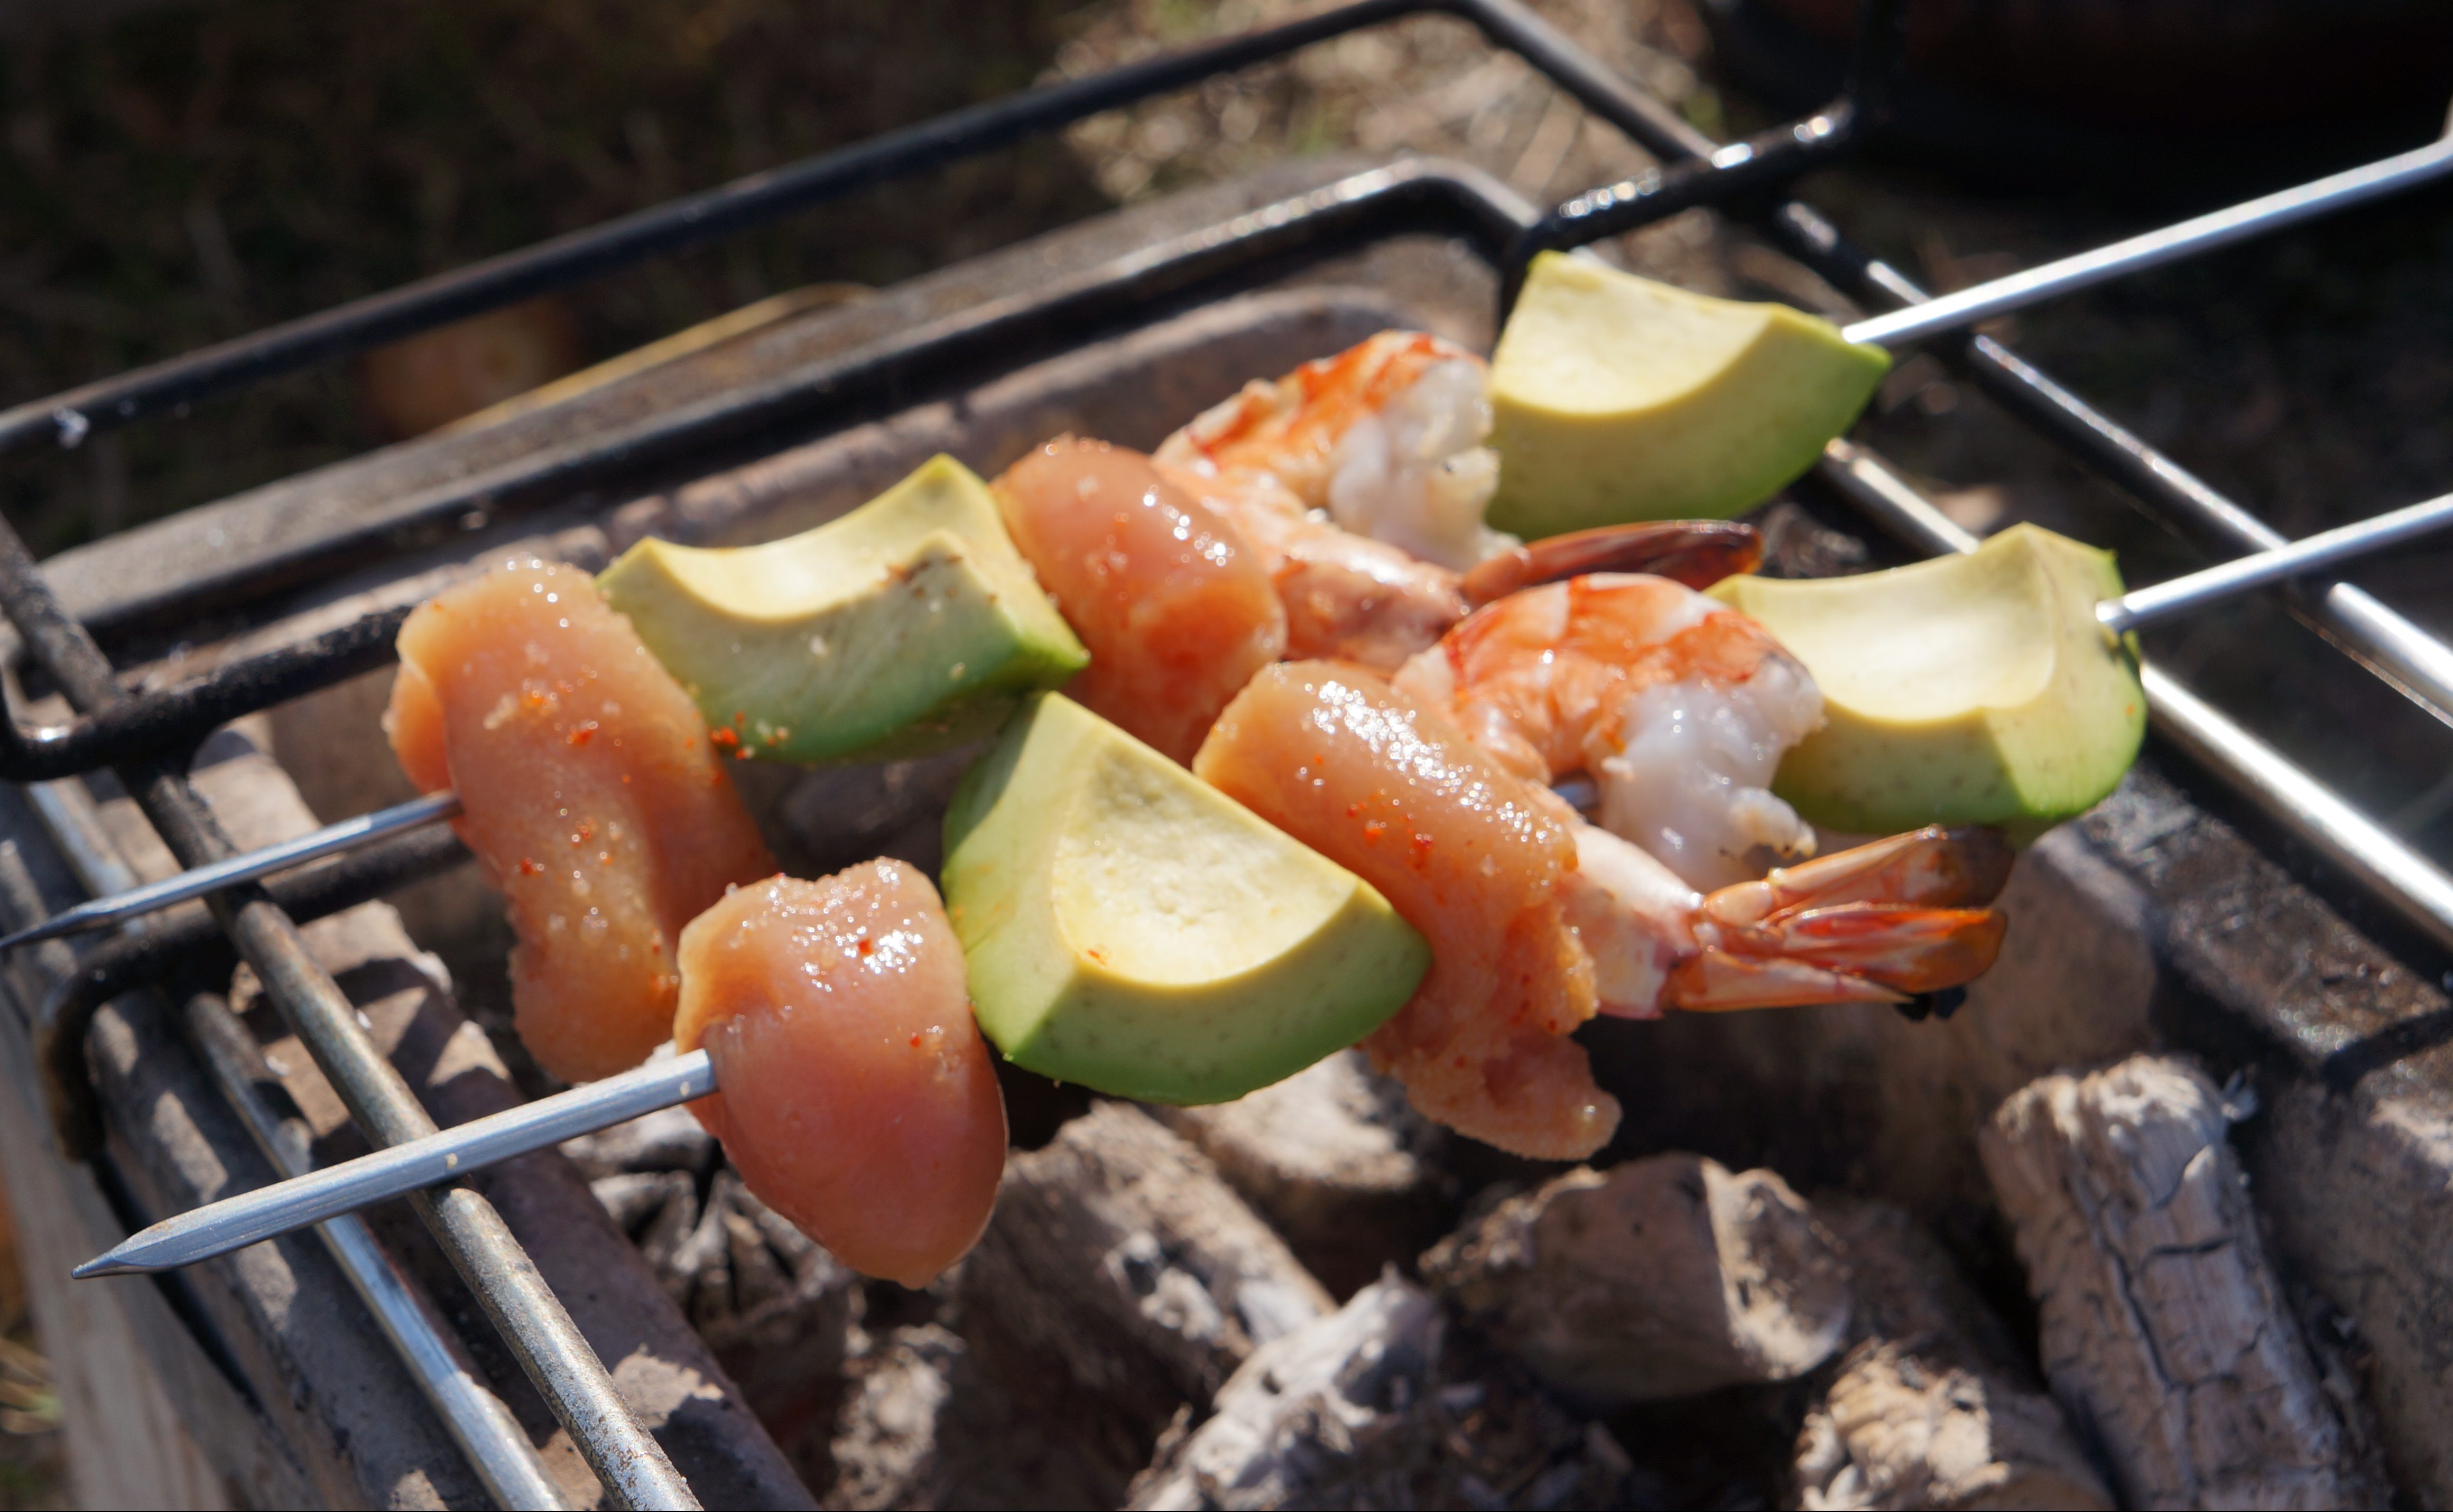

[598,455,1087,765]
[1709,524,2145,838]
[1488,252,1891,535]
[941,692,1429,1105]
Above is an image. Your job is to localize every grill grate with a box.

[4,1,2450,1504]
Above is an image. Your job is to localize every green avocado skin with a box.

[941,693,1429,1107]
[598,456,1086,766]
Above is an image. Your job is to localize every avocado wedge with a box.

[942,693,1429,1105]
[1488,252,1890,535]
[598,455,1087,765]
[1709,524,2145,838]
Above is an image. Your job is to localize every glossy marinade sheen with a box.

[993,437,1286,763]
[385,558,777,1082]
[1193,661,1620,1160]
[673,862,1007,1287]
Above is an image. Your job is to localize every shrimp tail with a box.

[1460,521,1764,607]
[1704,824,2014,926]
[1665,951,1909,1011]
[1668,902,2006,1010]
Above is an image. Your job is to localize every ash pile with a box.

[569,1036,2385,1510]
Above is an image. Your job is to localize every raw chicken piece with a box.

[673,862,1006,1286]
[1194,662,1617,1161]
[1195,664,2007,1161]
[386,558,776,1082]
[993,437,1286,763]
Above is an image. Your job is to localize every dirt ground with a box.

[1,0,2451,1502]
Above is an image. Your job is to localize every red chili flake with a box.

[1408,832,1434,867]
[1362,820,1386,845]
[709,727,739,750]
[732,710,748,726]
[909,1033,923,1048]
[567,722,597,746]
[517,857,543,876]
[571,820,595,845]
[856,936,875,957]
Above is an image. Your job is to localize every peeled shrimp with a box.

[1193,663,2007,1161]
[674,860,1006,1287]
[993,437,1285,762]
[1156,330,1505,572]
[1153,330,1761,670]
[386,559,778,1082]
[1395,572,1825,891]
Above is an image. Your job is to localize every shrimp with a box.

[1153,330,1763,670]
[1394,572,1826,891]
[992,437,1285,763]
[1157,330,1503,571]
[1193,663,2007,1161]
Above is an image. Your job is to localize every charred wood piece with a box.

[1980,1054,2375,1510]
[1791,1199,2112,1510]
[958,1101,1334,1420]
[1127,1273,1650,1511]
[1153,1050,1452,1297]
[1425,1155,1852,1406]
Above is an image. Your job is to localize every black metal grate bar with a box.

[0,533,693,1501]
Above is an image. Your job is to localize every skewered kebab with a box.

[48,260,2453,1286]
[67,489,2449,1280]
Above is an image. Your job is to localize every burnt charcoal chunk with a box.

[1792,1198,2113,1509]
[1424,1155,1850,1406]
[1127,1274,1657,1510]
[1981,1055,2383,1509]
[1154,1050,1454,1297]
[958,1102,1333,1437]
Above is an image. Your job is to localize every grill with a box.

[4,2,2451,1505]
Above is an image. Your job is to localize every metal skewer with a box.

[2097,487,2453,636]
[1839,134,2453,350]
[0,788,461,953]
[183,992,570,1511]
[77,1048,715,1279]
[17,490,2453,969]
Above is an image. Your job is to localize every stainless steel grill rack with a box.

[5,1,2451,1504]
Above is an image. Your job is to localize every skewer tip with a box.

[71,1251,144,1280]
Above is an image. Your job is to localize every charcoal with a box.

[590,1169,692,1233]
[585,1160,864,1462]
[1154,1050,1453,1297]
[560,1100,719,1180]
[1790,1199,2112,1510]
[958,1101,1334,1432]
[1126,1274,1655,1511]
[822,1318,1159,1510]
[1981,1055,2381,1509]
[1423,1155,1850,1406]
[826,1323,965,1510]
[761,746,980,881]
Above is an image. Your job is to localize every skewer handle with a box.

[2100,489,2453,637]
[0,788,461,953]
[76,1049,715,1279]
